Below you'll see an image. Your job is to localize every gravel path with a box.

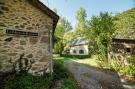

[64,60,125,89]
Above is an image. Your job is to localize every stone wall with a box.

[108,42,135,66]
[0,0,53,76]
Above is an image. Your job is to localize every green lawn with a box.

[53,54,100,68]
[53,54,79,89]
[75,55,100,67]
[53,54,80,61]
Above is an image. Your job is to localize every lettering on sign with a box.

[6,29,38,36]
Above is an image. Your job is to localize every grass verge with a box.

[53,55,79,89]
[3,71,52,89]
[2,54,79,89]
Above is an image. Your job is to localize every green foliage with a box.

[76,7,87,22]
[54,41,63,54]
[3,56,79,89]
[60,78,78,89]
[4,72,52,89]
[53,59,68,79]
[114,8,135,39]
[86,12,115,58]
[128,57,135,64]
[54,17,72,54]
[75,7,87,37]
[109,58,122,72]
[53,57,79,89]
[126,57,135,76]
[61,54,90,59]
[96,52,109,68]
[125,65,135,76]
[109,57,135,76]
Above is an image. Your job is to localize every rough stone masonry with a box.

[0,0,59,76]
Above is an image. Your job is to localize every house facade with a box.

[0,0,59,76]
[70,38,89,55]
[108,38,135,65]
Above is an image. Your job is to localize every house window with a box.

[73,50,76,54]
[126,48,131,53]
[79,50,84,54]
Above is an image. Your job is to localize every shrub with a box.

[53,59,79,89]
[109,57,135,76]
[4,72,52,89]
[126,65,135,76]
[53,60,68,80]
[96,53,109,68]
[60,78,78,89]
[128,57,135,64]
[61,54,90,59]
[109,60,122,72]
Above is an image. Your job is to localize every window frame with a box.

[79,49,84,54]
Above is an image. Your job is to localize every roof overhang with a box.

[112,38,135,43]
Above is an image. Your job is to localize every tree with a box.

[114,8,135,39]
[60,17,72,33]
[54,17,72,54]
[87,12,115,60]
[75,7,87,37]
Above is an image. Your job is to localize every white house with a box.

[70,38,89,55]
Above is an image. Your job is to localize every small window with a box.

[126,48,131,53]
[79,50,84,54]
[73,50,76,53]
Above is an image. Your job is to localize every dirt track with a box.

[65,60,135,89]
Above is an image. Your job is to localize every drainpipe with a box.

[49,30,53,78]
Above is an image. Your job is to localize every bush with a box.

[3,72,52,89]
[125,65,135,76]
[53,59,68,80]
[61,54,90,59]
[53,58,79,89]
[128,57,135,64]
[109,61,122,72]
[109,57,135,77]
[60,78,78,89]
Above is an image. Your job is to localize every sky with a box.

[40,0,135,29]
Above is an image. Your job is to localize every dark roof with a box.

[70,37,88,46]
[112,38,135,43]
[31,0,59,30]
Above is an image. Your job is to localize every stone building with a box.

[70,38,89,55]
[0,0,59,76]
[108,38,135,65]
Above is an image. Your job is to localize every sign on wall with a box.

[0,28,39,37]
[6,29,38,36]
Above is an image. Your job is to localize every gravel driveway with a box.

[64,60,126,89]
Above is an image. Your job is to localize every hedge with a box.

[61,54,90,59]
